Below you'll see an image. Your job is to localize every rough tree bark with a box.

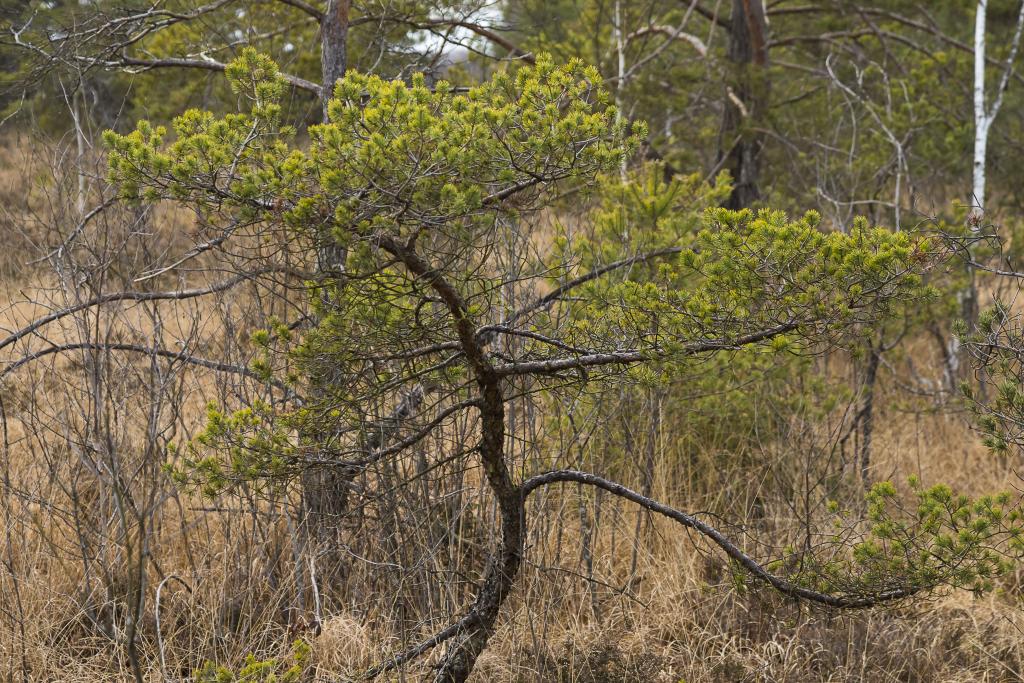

[720,0,769,209]
[858,342,880,492]
[376,236,524,683]
[301,0,354,544]
[320,0,352,120]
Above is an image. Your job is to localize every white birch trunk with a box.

[973,0,989,214]
[614,0,627,182]
[956,0,1024,393]
[972,0,1024,216]
[72,88,88,217]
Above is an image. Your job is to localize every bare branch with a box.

[275,0,325,21]
[411,19,536,63]
[626,24,708,58]
[0,267,304,353]
[519,469,918,608]
[134,223,239,282]
[115,56,322,95]
[0,342,295,397]
[364,612,480,679]
[504,246,686,327]
[493,321,799,377]
[28,196,118,264]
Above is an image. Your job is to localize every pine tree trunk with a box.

[720,0,768,209]
[301,0,354,546]
[320,0,351,121]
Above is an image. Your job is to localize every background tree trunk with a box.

[721,0,769,209]
[957,0,1024,392]
[301,0,354,549]
[320,0,351,121]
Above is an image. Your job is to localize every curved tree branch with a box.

[519,469,918,608]
[365,457,922,678]
[116,56,323,95]
[504,246,686,327]
[626,24,709,56]
[275,0,325,21]
[411,19,535,63]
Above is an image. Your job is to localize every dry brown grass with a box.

[5,314,1022,682]
[2,134,1024,683]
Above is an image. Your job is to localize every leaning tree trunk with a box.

[720,0,769,209]
[372,236,527,683]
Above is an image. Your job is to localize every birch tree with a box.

[971,0,1024,218]
[953,0,1024,392]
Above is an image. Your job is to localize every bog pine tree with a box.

[104,50,1024,681]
